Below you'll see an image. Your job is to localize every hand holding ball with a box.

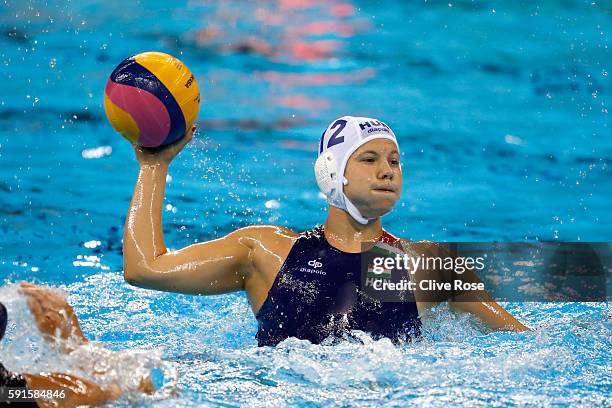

[104,51,200,148]
[133,123,196,166]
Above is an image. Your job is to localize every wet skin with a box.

[123,127,528,331]
[6,283,125,408]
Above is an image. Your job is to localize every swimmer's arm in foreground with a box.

[19,372,120,408]
[122,127,294,306]
[20,283,88,348]
[18,284,155,402]
[10,283,123,407]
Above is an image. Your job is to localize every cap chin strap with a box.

[341,178,374,225]
[343,196,372,224]
[327,177,374,225]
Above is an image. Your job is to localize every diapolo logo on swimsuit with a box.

[300,260,326,275]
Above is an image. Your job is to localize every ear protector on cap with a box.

[314,151,344,197]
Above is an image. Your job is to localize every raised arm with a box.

[122,127,253,295]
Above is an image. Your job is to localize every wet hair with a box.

[0,302,7,341]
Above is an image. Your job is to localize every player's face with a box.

[343,139,402,218]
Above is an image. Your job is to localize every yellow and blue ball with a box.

[104,51,200,148]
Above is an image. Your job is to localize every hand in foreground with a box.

[19,282,88,345]
[134,124,196,165]
[19,283,157,401]
[24,372,121,408]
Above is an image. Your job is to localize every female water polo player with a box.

[123,116,528,346]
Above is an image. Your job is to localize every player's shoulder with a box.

[397,237,447,255]
[231,224,299,242]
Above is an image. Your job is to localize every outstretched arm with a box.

[402,241,530,332]
[122,126,254,295]
[449,297,530,331]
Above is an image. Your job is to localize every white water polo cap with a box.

[314,116,400,224]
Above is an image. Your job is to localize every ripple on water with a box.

[1,277,609,407]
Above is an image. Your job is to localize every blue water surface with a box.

[0,0,610,406]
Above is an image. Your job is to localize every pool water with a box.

[0,0,610,406]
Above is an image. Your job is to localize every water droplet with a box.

[265,199,280,209]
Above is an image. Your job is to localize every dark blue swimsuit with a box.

[255,226,421,346]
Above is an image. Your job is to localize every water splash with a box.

[0,283,178,405]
